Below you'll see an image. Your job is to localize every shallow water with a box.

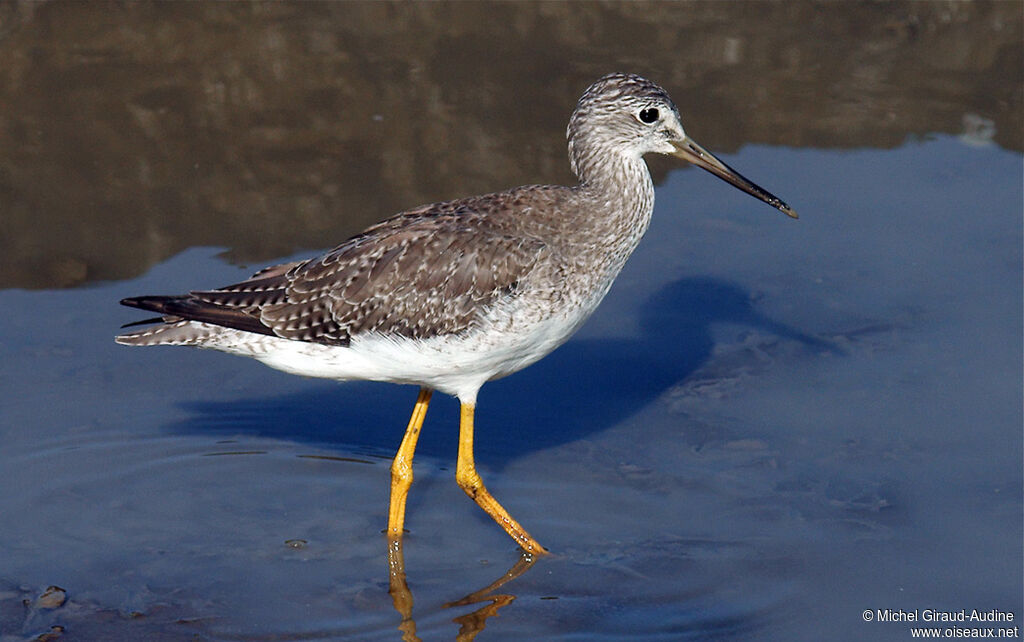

[1,3,1021,641]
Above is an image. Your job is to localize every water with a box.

[1,3,1021,640]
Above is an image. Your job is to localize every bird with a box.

[117,73,796,555]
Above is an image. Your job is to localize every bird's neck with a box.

[573,152,656,253]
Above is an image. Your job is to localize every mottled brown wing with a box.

[192,213,548,346]
[247,260,303,280]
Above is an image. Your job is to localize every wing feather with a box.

[187,211,548,345]
[120,186,571,346]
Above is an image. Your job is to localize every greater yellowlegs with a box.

[117,73,796,554]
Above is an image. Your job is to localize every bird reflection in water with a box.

[387,537,538,641]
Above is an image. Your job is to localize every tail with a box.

[116,295,276,346]
[115,318,224,346]
[120,295,189,316]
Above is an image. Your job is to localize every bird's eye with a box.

[638,108,659,124]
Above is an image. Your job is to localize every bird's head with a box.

[569,73,797,218]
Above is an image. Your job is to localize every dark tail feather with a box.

[119,295,276,337]
[120,295,188,315]
[120,315,166,329]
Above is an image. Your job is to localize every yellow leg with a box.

[455,402,548,555]
[388,387,432,537]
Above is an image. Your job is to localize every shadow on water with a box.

[170,276,836,466]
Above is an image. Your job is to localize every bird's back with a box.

[116,184,597,350]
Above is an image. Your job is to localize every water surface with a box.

[1,3,1020,641]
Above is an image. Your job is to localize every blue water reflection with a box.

[1,138,1020,640]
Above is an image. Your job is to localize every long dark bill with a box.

[672,137,798,219]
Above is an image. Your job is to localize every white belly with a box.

[199,302,593,404]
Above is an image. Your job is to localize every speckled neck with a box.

[570,149,656,264]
